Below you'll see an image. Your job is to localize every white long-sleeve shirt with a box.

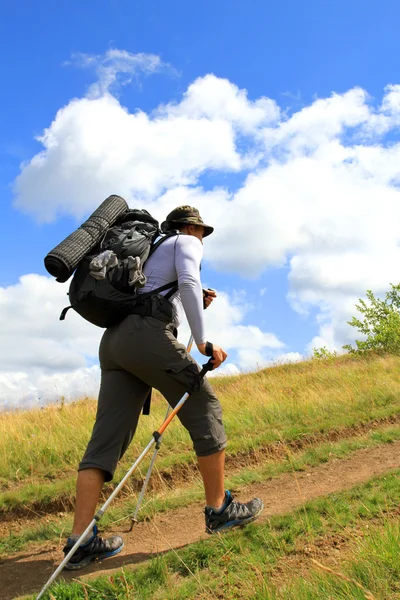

[139,234,206,345]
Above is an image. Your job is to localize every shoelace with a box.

[225,500,251,519]
[87,535,111,552]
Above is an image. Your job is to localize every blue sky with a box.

[2,0,400,408]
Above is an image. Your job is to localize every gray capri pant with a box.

[79,312,227,482]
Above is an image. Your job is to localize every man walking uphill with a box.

[63,206,264,569]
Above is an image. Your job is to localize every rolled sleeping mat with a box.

[44,195,129,283]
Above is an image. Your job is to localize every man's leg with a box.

[197,449,226,509]
[64,368,150,569]
[154,366,264,532]
[72,468,105,535]
[109,318,264,534]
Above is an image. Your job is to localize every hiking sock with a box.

[206,491,230,514]
[68,527,96,546]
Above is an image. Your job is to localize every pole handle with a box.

[198,357,214,378]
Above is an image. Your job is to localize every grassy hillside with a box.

[2,353,400,516]
[2,353,400,599]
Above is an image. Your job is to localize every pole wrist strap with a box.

[205,342,214,357]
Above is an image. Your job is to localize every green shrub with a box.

[344,284,400,354]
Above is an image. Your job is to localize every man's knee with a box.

[181,397,228,457]
[195,440,227,457]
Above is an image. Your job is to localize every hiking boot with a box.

[205,491,264,534]
[63,525,124,570]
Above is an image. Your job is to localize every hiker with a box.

[63,206,264,569]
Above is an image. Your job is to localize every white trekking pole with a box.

[35,347,214,600]
[129,333,194,529]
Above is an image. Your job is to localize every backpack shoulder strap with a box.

[148,231,179,257]
[133,231,183,304]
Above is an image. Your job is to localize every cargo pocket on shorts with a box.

[165,356,201,393]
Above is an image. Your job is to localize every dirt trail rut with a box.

[3,441,400,600]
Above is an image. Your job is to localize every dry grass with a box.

[1,352,399,508]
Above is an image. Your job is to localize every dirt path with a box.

[3,441,400,600]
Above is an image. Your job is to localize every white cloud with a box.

[170,289,284,375]
[10,52,400,374]
[209,349,304,376]
[14,54,281,222]
[0,274,101,372]
[262,88,371,155]
[275,352,303,364]
[67,49,175,98]
[160,74,280,133]
[0,276,281,409]
[0,274,102,409]
[0,367,100,412]
[236,348,269,371]
[14,94,241,222]
[202,291,283,351]
[232,349,303,372]
[208,363,241,378]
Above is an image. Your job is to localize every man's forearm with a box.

[180,278,206,345]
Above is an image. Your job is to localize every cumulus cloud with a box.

[14,94,241,222]
[14,57,281,222]
[0,276,280,409]
[163,289,285,377]
[0,274,101,372]
[10,50,400,395]
[160,74,280,133]
[0,274,102,410]
[203,291,283,351]
[208,363,241,378]
[0,367,100,412]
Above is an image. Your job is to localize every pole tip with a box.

[128,518,137,532]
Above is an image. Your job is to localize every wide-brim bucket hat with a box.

[161,205,214,237]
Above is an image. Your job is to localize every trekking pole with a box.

[35,348,214,600]
[129,334,194,530]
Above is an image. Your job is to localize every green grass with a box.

[3,422,400,559]
[27,470,400,599]
[267,520,400,599]
[2,353,400,514]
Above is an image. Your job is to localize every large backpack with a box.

[60,208,178,328]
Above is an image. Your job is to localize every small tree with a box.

[343,284,400,354]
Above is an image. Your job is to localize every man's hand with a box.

[203,288,217,310]
[197,342,228,369]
